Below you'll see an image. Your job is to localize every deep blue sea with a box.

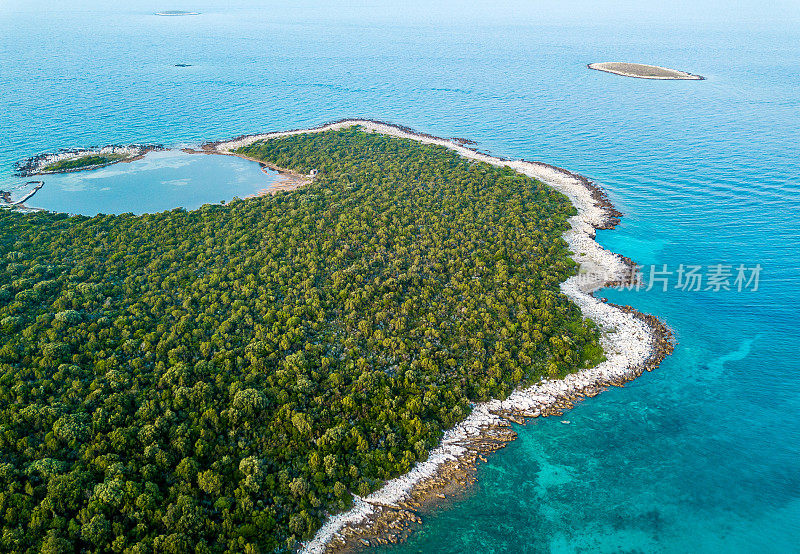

[2,2,798,552]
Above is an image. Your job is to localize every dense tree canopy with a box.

[0,127,603,552]
[41,154,126,173]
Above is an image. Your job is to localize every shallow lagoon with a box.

[25,150,279,216]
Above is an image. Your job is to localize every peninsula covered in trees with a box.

[0,127,606,552]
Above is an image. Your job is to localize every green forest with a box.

[0,127,604,553]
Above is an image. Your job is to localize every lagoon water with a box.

[2,1,799,552]
[20,150,279,215]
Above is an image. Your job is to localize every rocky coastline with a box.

[0,181,45,212]
[207,119,674,553]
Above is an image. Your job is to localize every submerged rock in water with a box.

[155,10,200,16]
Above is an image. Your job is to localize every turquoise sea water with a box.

[1,2,798,552]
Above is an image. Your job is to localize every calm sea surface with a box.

[2,2,798,552]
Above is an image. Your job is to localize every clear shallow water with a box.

[2,2,799,552]
[20,150,279,215]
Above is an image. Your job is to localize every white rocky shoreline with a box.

[211,119,674,552]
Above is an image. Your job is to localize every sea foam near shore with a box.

[213,120,670,553]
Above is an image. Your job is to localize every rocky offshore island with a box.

[589,62,704,80]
